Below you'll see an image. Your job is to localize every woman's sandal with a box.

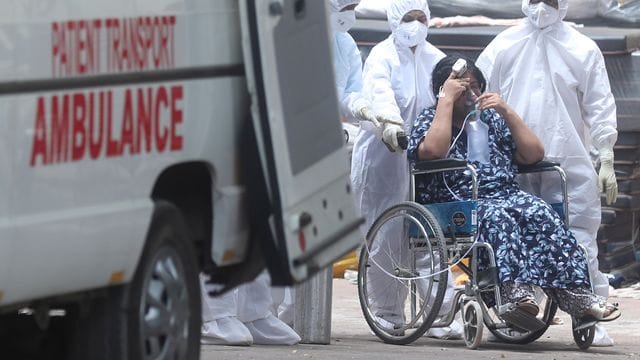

[515,298,540,316]
[586,302,621,322]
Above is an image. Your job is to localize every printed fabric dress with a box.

[407,107,590,290]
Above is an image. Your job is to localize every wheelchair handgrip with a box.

[518,160,561,174]
[397,132,408,151]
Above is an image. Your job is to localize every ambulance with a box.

[0,1,361,358]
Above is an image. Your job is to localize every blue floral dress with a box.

[407,107,590,290]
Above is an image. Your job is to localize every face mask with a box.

[465,89,478,107]
[331,10,356,33]
[527,3,560,29]
[395,20,429,48]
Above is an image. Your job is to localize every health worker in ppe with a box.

[476,0,618,346]
[352,0,462,340]
[200,271,301,346]
[329,0,403,152]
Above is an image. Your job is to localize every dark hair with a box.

[431,55,487,100]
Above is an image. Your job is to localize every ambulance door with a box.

[239,0,363,283]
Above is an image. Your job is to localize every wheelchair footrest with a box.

[498,303,546,333]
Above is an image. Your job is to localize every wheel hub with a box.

[140,248,190,359]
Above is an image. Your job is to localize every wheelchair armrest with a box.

[412,159,469,175]
[518,160,561,174]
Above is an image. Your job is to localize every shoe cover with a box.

[426,320,464,340]
[274,287,295,327]
[591,323,614,347]
[243,313,301,345]
[201,317,253,346]
[200,274,238,322]
[277,302,295,328]
[237,271,277,323]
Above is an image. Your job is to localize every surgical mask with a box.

[527,3,560,29]
[395,20,428,48]
[331,10,356,33]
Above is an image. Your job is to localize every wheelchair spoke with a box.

[358,202,449,345]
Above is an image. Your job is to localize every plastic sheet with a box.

[356,0,602,20]
[600,0,640,26]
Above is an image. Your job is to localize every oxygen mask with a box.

[465,88,480,115]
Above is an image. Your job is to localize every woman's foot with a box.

[585,302,621,322]
[550,315,564,325]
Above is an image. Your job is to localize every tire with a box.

[462,301,484,349]
[572,319,595,350]
[358,202,448,345]
[486,299,557,345]
[67,201,201,360]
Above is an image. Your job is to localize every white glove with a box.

[598,147,618,205]
[381,123,405,153]
[355,107,381,129]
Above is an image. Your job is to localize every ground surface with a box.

[202,279,640,360]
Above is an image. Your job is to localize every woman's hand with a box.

[476,92,508,116]
[439,73,469,103]
[477,92,545,165]
[419,72,467,160]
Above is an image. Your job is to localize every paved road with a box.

[202,279,640,360]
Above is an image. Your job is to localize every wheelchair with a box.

[357,159,598,349]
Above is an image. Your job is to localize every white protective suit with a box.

[352,0,461,338]
[200,271,301,346]
[354,0,444,239]
[330,0,380,155]
[331,0,369,122]
[476,0,617,299]
[200,275,253,346]
[330,0,411,154]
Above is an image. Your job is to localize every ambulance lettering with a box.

[30,86,184,166]
[51,16,176,77]
[31,15,182,167]
[106,16,176,73]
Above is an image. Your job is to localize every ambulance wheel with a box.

[357,201,448,345]
[66,201,200,360]
[125,201,201,359]
[463,301,483,349]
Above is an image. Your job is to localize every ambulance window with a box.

[272,6,343,175]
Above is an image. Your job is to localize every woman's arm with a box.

[477,93,544,164]
[417,74,469,160]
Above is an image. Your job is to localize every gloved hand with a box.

[598,147,618,205]
[355,107,381,129]
[381,123,405,153]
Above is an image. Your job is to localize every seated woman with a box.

[407,55,620,321]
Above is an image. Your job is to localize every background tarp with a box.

[601,0,640,26]
[356,0,640,26]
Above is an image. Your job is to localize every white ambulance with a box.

[0,1,361,358]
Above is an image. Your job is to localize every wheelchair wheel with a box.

[572,317,595,350]
[486,300,557,345]
[358,202,448,345]
[462,301,484,349]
